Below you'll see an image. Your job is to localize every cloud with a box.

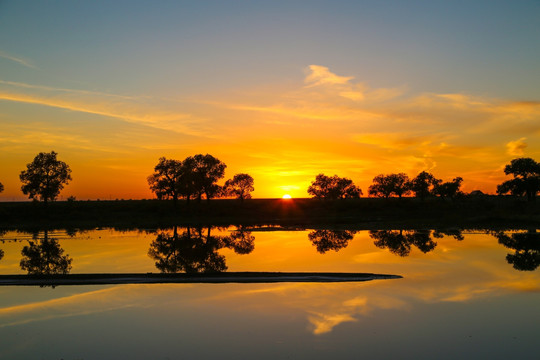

[0,51,36,69]
[506,137,527,156]
[0,81,209,137]
[305,65,354,87]
[308,312,357,335]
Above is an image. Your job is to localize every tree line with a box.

[308,157,540,202]
[2,151,540,203]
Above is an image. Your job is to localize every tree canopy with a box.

[223,173,254,201]
[189,154,226,202]
[19,151,72,203]
[0,182,3,194]
[308,230,356,253]
[408,171,439,200]
[368,173,410,199]
[432,177,463,199]
[307,174,362,200]
[497,157,540,201]
[20,231,73,275]
[148,154,227,204]
[147,157,184,203]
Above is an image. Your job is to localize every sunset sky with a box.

[1,1,539,200]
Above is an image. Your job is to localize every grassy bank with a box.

[0,196,539,230]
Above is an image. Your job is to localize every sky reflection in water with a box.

[0,227,538,359]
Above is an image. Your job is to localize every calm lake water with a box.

[0,227,539,359]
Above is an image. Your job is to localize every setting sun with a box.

[282,194,292,199]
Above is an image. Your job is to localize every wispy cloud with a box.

[506,137,527,156]
[0,51,36,69]
[305,65,354,87]
[0,81,210,137]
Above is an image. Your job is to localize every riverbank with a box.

[0,197,538,230]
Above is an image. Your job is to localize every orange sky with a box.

[1,2,539,200]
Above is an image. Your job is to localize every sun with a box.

[282,194,292,199]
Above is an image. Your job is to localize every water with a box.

[0,227,538,359]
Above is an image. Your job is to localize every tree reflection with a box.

[0,229,6,261]
[148,226,255,273]
[20,230,73,275]
[308,230,357,254]
[492,229,540,271]
[369,230,440,257]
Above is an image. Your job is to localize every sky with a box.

[1,0,539,200]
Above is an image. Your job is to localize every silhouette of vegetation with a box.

[492,229,540,271]
[189,154,227,202]
[308,174,362,200]
[147,225,254,273]
[369,229,438,256]
[432,229,464,241]
[223,227,256,254]
[223,173,254,202]
[407,171,440,201]
[20,230,73,275]
[0,230,5,262]
[147,157,185,205]
[497,158,540,202]
[19,151,72,204]
[308,229,357,253]
[148,154,226,205]
[432,177,464,200]
[368,173,411,199]
[0,182,3,194]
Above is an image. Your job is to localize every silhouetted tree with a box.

[20,231,72,275]
[307,174,362,200]
[188,154,227,202]
[308,230,356,253]
[147,157,184,205]
[368,173,411,199]
[0,182,3,194]
[408,171,440,201]
[492,230,540,271]
[19,151,72,204]
[223,227,255,254]
[432,229,464,241]
[497,158,540,201]
[223,173,254,201]
[148,225,254,273]
[369,229,437,257]
[432,177,463,200]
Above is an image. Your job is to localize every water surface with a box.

[0,227,538,359]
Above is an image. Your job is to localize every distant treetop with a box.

[307,174,362,200]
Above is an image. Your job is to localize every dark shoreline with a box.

[0,272,402,286]
[0,197,538,231]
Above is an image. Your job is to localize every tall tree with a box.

[408,171,439,201]
[497,157,540,201]
[19,151,72,204]
[307,174,362,200]
[189,154,227,202]
[223,173,254,201]
[368,173,411,199]
[147,157,183,204]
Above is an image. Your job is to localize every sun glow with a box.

[282,194,292,199]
